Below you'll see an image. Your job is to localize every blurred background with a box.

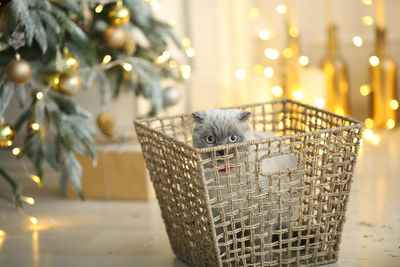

[1,0,400,266]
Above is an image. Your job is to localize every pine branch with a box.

[52,0,84,20]
[62,152,84,200]
[37,10,61,35]
[124,0,153,29]
[10,0,35,46]
[0,168,23,209]
[0,77,15,117]
[14,84,27,108]
[30,10,48,53]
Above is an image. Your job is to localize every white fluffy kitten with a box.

[192,108,300,261]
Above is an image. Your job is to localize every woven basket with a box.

[134,99,363,267]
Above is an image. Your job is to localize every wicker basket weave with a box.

[134,99,363,267]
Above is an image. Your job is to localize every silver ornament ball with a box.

[162,87,180,107]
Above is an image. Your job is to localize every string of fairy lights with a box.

[0,0,195,237]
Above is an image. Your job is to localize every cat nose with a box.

[217,150,225,156]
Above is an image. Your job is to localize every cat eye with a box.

[228,135,238,143]
[205,136,215,144]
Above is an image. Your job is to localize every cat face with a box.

[191,109,253,155]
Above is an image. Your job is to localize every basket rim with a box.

[134,98,364,154]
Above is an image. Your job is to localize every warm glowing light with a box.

[249,8,260,19]
[283,48,293,58]
[253,64,264,75]
[365,118,374,128]
[390,99,399,110]
[169,60,177,68]
[180,65,191,80]
[29,175,42,186]
[289,28,299,38]
[123,63,133,72]
[363,129,373,140]
[22,196,35,205]
[168,18,177,26]
[271,86,283,97]
[315,98,325,109]
[372,134,380,145]
[12,147,21,156]
[0,230,5,237]
[335,108,345,116]
[102,55,112,64]
[293,90,304,101]
[235,69,246,80]
[2,126,11,136]
[353,36,363,47]
[28,216,38,225]
[386,119,395,129]
[264,48,279,60]
[369,56,379,66]
[149,0,161,11]
[263,67,274,78]
[182,37,191,48]
[362,0,372,5]
[298,56,309,66]
[95,4,103,13]
[186,48,196,57]
[31,123,40,131]
[36,91,43,100]
[276,4,287,14]
[360,84,371,96]
[279,122,284,129]
[156,51,170,64]
[362,16,373,26]
[259,29,273,40]
[53,76,60,86]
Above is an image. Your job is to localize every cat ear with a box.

[239,111,251,121]
[192,111,204,123]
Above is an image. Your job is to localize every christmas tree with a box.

[0,0,184,208]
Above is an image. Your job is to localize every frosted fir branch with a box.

[0,168,23,209]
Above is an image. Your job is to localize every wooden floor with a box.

[0,129,399,266]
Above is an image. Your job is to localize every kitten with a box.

[192,108,300,262]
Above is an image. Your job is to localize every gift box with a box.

[67,141,155,200]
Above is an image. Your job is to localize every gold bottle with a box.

[370,28,397,128]
[322,25,350,116]
[282,27,301,100]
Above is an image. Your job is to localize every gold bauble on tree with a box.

[57,72,82,95]
[96,112,115,138]
[62,47,79,72]
[6,53,32,84]
[103,26,127,50]
[122,36,137,56]
[0,121,15,147]
[108,1,130,26]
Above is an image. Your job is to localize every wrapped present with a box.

[67,140,155,200]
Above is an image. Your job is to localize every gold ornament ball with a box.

[122,36,137,56]
[96,113,115,138]
[0,122,15,147]
[57,72,82,95]
[6,58,32,84]
[103,26,127,50]
[62,48,79,72]
[109,3,130,26]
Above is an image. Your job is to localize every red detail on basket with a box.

[218,166,235,173]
